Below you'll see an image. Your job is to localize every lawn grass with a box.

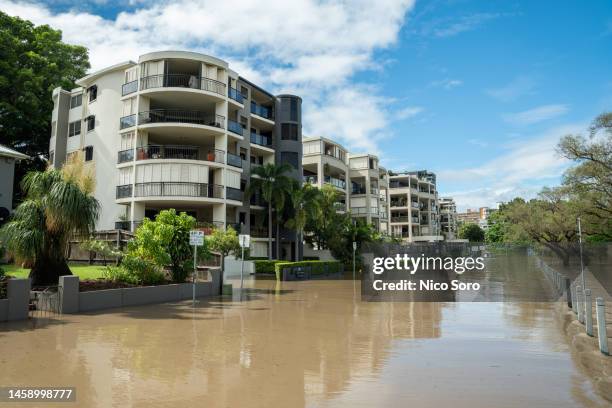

[2,264,107,280]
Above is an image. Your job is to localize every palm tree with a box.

[1,156,99,285]
[246,163,293,260]
[285,182,319,261]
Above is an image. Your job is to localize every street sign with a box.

[239,234,250,248]
[352,241,357,250]
[189,230,205,246]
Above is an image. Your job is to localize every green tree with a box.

[285,181,319,261]
[0,155,99,285]
[458,223,485,242]
[246,163,293,259]
[0,12,90,205]
[207,226,240,287]
[80,239,122,266]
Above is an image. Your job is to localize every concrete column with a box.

[59,275,80,314]
[7,278,30,321]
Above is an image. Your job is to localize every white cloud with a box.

[430,78,463,89]
[396,106,424,120]
[424,13,503,38]
[486,76,536,102]
[502,104,569,126]
[0,0,416,152]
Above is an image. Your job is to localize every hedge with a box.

[274,260,342,280]
[253,260,284,274]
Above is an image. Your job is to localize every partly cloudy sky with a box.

[1,0,611,210]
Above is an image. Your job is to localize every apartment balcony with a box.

[303,175,318,185]
[352,186,366,195]
[250,132,273,148]
[350,207,378,216]
[139,74,226,96]
[250,193,267,207]
[122,80,138,96]
[120,114,136,129]
[334,202,346,212]
[117,145,225,164]
[228,119,244,136]
[131,182,224,199]
[391,216,409,223]
[390,200,408,208]
[324,175,346,190]
[115,220,225,232]
[228,87,245,104]
[412,217,420,223]
[226,187,244,202]
[116,184,133,199]
[250,101,274,121]
[411,201,420,209]
[379,211,388,220]
[138,109,225,130]
[392,231,410,239]
[250,226,270,238]
[370,187,379,195]
[227,152,243,168]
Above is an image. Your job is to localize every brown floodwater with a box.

[0,275,609,407]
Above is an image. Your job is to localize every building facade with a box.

[388,170,442,242]
[0,145,29,218]
[438,197,457,240]
[456,207,494,230]
[49,51,302,259]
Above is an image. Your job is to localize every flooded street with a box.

[0,272,609,407]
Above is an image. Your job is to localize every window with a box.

[280,151,298,169]
[289,98,298,121]
[68,120,81,137]
[83,146,94,161]
[88,85,97,102]
[70,94,82,109]
[281,123,298,140]
[86,115,95,131]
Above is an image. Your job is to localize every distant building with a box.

[0,145,29,219]
[439,197,457,240]
[457,206,495,230]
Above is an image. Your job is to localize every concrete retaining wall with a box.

[61,269,221,314]
[224,256,255,277]
[0,278,31,322]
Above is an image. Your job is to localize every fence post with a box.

[577,286,585,324]
[565,278,572,308]
[584,289,593,336]
[595,298,609,355]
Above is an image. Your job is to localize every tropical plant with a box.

[0,155,99,285]
[458,223,485,242]
[207,226,240,287]
[285,181,319,261]
[80,239,122,265]
[246,163,293,259]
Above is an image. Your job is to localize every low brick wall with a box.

[60,269,222,314]
[0,278,31,322]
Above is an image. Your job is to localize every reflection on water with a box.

[0,272,608,407]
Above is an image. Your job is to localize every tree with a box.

[304,184,346,250]
[458,223,485,242]
[207,226,240,287]
[79,239,122,266]
[246,163,293,259]
[0,12,90,205]
[285,181,319,261]
[0,155,99,285]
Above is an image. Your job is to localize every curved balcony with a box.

[139,74,226,96]
[116,182,225,200]
[117,145,225,164]
[138,109,225,130]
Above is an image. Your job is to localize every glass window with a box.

[86,115,95,131]
[88,85,97,102]
[281,123,298,140]
[84,146,94,161]
[70,94,82,109]
[68,121,81,137]
[280,151,298,169]
[289,98,298,121]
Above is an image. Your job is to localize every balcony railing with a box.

[334,202,346,212]
[379,211,388,219]
[411,202,421,209]
[250,226,269,238]
[350,207,377,215]
[139,74,226,95]
[228,119,244,136]
[116,185,133,199]
[226,187,243,202]
[303,175,318,184]
[122,80,138,96]
[134,145,225,164]
[228,87,245,104]
[132,182,211,198]
[391,216,409,223]
[250,101,273,120]
[250,132,272,147]
[120,114,136,129]
[250,194,267,207]
[324,175,346,189]
[138,109,225,129]
[227,152,243,168]
[352,186,366,195]
[117,149,134,164]
[412,217,420,223]
[390,200,407,208]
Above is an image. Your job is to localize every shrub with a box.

[274,260,342,280]
[253,260,283,274]
[117,255,166,285]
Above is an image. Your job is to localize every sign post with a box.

[239,234,250,300]
[189,230,205,306]
[352,241,357,281]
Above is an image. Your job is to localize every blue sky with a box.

[2,0,611,210]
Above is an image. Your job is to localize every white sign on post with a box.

[189,230,205,246]
[239,234,250,248]
[352,241,357,251]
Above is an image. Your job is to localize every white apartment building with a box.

[49,51,303,259]
[388,170,443,242]
[439,197,458,240]
[302,136,389,234]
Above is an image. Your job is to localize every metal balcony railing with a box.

[116,185,133,199]
[391,216,409,223]
[117,149,134,164]
[139,74,226,95]
[228,119,244,136]
[227,152,243,168]
[120,114,136,129]
[250,101,273,120]
[134,145,225,164]
[226,187,243,202]
[138,109,225,128]
[324,175,346,189]
[352,186,366,195]
[250,226,269,237]
[122,80,138,96]
[303,175,318,184]
[250,132,272,147]
[132,182,209,198]
[390,200,407,208]
[228,87,245,104]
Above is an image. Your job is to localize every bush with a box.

[253,260,283,274]
[274,260,342,280]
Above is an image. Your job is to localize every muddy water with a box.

[0,278,609,407]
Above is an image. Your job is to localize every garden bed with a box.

[79,279,176,292]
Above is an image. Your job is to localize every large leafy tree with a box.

[458,223,485,242]
[0,12,90,204]
[285,181,319,261]
[246,163,293,259]
[0,155,99,285]
[207,226,240,287]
